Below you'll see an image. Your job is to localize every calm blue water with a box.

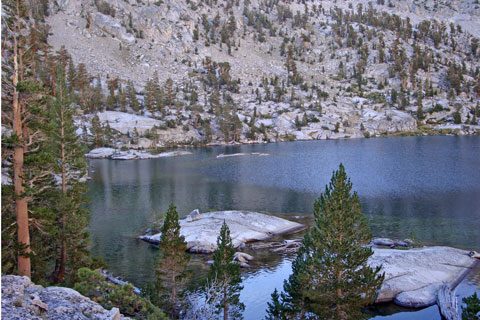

[87,136,480,319]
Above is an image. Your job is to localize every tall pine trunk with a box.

[12,4,31,277]
[223,284,229,320]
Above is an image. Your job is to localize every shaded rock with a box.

[393,283,441,307]
[94,13,134,43]
[234,252,254,263]
[186,209,201,222]
[110,152,138,160]
[393,240,410,248]
[140,211,303,253]
[85,147,116,158]
[469,251,480,259]
[372,238,395,247]
[372,237,414,248]
[137,138,153,149]
[31,295,48,311]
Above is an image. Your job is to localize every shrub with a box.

[95,0,115,17]
[74,268,168,320]
[461,292,480,320]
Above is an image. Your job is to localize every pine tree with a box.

[1,0,52,278]
[461,292,480,320]
[417,105,425,120]
[47,67,90,285]
[166,78,174,110]
[103,122,114,147]
[91,114,104,148]
[232,106,242,142]
[281,164,384,319]
[151,71,163,117]
[144,79,155,117]
[67,58,76,92]
[75,63,90,95]
[265,289,285,320]
[207,221,244,320]
[155,204,190,317]
[202,120,213,143]
[126,80,139,112]
[74,64,101,113]
[453,110,462,124]
[118,84,127,112]
[106,78,118,110]
[2,1,95,284]
[471,113,478,125]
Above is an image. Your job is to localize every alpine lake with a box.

[86,135,480,319]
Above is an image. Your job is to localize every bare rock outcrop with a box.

[371,246,477,308]
[140,210,304,253]
[1,275,129,320]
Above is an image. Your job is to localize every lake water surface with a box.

[87,136,480,319]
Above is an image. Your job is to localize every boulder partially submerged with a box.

[371,246,477,308]
[140,210,304,253]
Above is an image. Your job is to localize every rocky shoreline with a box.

[76,111,480,157]
[1,275,129,320]
[85,147,192,160]
[83,128,480,162]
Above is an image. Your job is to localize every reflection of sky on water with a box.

[87,136,480,319]
[241,257,293,320]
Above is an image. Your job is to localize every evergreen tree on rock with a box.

[155,204,190,318]
[280,164,384,319]
[207,221,244,320]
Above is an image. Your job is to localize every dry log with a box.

[251,239,303,253]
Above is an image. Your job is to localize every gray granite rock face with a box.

[370,246,477,307]
[1,275,129,320]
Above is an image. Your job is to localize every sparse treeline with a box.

[188,0,479,129]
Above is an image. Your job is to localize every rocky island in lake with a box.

[140,210,305,253]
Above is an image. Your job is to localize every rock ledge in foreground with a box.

[1,275,130,320]
[140,210,304,253]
